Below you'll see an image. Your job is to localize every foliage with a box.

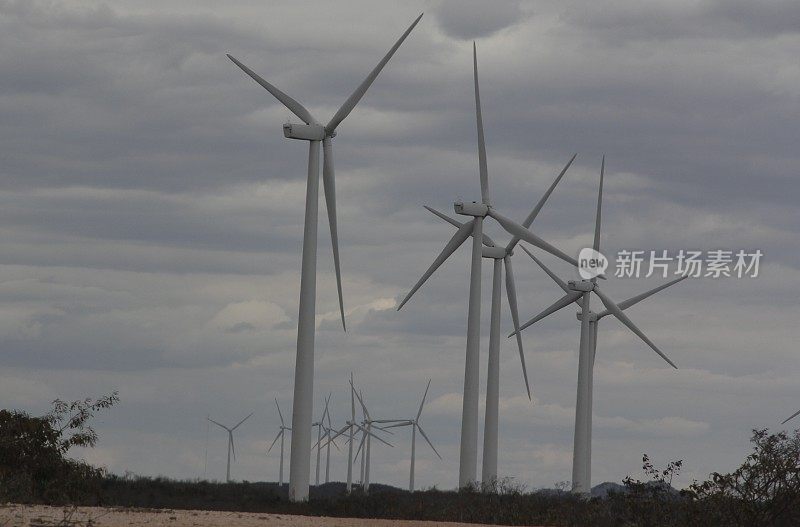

[688,428,800,527]
[0,392,119,503]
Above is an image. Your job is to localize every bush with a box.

[0,392,119,503]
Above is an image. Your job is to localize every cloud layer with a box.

[0,0,798,491]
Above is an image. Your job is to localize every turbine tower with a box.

[267,399,291,487]
[423,153,577,483]
[513,158,685,494]
[208,413,253,483]
[374,379,442,491]
[398,43,580,487]
[227,14,422,501]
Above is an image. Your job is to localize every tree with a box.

[689,428,800,527]
[0,391,119,503]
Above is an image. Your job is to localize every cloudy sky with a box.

[1,0,799,491]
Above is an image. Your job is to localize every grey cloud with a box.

[434,0,525,40]
[0,0,798,491]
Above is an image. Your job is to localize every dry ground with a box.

[1,504,544,527]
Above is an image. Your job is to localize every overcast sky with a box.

[1,0,799,491]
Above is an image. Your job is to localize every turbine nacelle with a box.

[283,123,328,141]
[454,200,489,217]
[482,246,507,259]
[568,280,595,292]
[576,310,599,322]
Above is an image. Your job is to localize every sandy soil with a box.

[1,504,543,527]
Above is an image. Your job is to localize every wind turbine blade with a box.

[322,140,346,331]
[378,421,413,429]
[511,291,583,338]
[325,397,334,428]
[275,398,284,426]
[350,372,356,420]
[321,393,331,423]
[424,206,495,247]
[267,431,282,453]
[593,155,604,253]
[207,418,228,431]
[416,379,431,421]
[326,13,423,131]
[507,153,577,251]
[354,430,366,460]
[520,245,570,293]
[781,409,800,425]
[473,42,489,205]
[226,55,316,125]
[597,276,688,319]
[504,256,531,399]
[367,430,394,447]
[488,210,578,268]
[329,424,350,442]
[350,380,370,419]
[232,412,253,431]
[593,286,678,369]
[416,425,442,460]
[371,424,395,435]
[230,433,237,461]
[397,218,475,310]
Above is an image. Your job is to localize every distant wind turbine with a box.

[227,13,423,501]
[374,379,441,491]
[312,394,332,486]
[350,383,393,493]
[782,409,800,424]
[267,399,291,487]
[208,413,253,483]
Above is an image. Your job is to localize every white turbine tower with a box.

[267,399,291,487]
[227,14,422,501]
[397,43,580,488]
[513,157,685,494]
[423,153,577,483]
[374,380,441,491]
[208,413,253,483]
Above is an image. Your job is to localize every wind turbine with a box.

[397,43,580,487]
[374,380,441,491]
[312,394,332,486]
[312,394,341,485]
[513,157,685,494]
[227,14,422,501]
[782,410,800,424]
[327,373,375,493]
[423,152,577,484]
[267,399,291,487]
[350,384,393,493]
[208,412,253,483]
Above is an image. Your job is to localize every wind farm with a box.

[2,2,798,527]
